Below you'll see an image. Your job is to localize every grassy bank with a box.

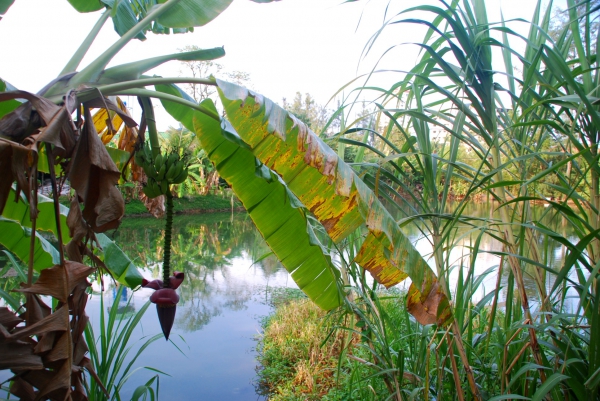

[124,192,244,216]
[257,288,410,401]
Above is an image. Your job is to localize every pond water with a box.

[0,201,579,399]
[93,212,297,400]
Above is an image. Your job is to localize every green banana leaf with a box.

[156,86,343,310]
[0,217,60,270]
[215,80,451,324]
[99,47,225,82]
[0,78,21,119]
[67,0,103,13]
[1,189,143,287]
[193,100,342,309]
[0,0,14,14]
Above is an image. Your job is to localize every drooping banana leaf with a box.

[1,189,143,287]
[215,80,451,325]
[156,88,343,309]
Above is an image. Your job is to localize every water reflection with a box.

[112,213,280,332]
[390,201,578,309]
[99,212,294,400]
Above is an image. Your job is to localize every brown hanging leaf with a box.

[9,377,36,401]
[69,106,124,232]
[35,359,72,400]
[0,90,78,157]
[3,305,69,342]
[18,262,94,303]
[0,342,43,370]
[0,138,34,214]
[0,307,23,330]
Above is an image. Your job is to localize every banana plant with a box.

[155,80,451,324]
[0,1,278,398]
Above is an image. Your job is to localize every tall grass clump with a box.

[256,290,347,400]
[85,286,166,401]
[319,0,600,400]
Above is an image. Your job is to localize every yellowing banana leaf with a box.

[193,99,343,310]
[216,80,451,325]
[0,189,142,287]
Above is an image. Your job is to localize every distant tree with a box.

[178,46,252,102]
[178,45,223,102]
[282,92,329,133]
[549,0,600,57]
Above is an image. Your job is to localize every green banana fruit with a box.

[172,169,188,184]
[159,180,168,195]
[166,163,177,181]
[157,163,167,181]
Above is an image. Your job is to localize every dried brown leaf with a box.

[406,282,451,326]
[141,192,165,218]
[43,332,70,364]
[7,305,68,342]
[33,331,56,355]
[69,107,124,232]
[9,377,36,401]
[34,359,71,401]
[0,138,33,214]
[0,342,43,370]
[0,307,23,330]
[0,90,77,156]
[18,262,95,303]
[24,294,51,327]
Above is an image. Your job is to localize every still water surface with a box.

[94,212,296,400]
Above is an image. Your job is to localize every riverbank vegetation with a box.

[257,0,600,399]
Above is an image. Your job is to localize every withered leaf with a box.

[23,294,51,327]
[9,377,36,401]
[0,342,43,370]
[33,331,56,355]
[406,282,451,326]
[69,107,124,232]
[0,90,77,156]
[34,359,71,401]
[141,192,165,218]
[0,138,33,215]
[43,331,70,364]
[18,262,94,303]
[6,305,69,342]
[0,306,23,330]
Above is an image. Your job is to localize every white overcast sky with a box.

[1,0,553,130]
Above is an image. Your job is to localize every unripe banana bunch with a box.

[134,143,189,199]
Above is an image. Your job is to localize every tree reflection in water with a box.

[111,212,282,332]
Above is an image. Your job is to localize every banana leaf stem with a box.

[66,87,220,121]
[163,191,173,287]
[140,97,161,158]
[70,0,183,86]
[59,10,111,76]
[95,77,216,94]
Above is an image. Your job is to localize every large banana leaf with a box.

[215,80,451,324]
[0,217,60,270]
[1,189,143,287]
[156,87,343,310]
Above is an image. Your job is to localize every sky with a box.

[0,0,553,130]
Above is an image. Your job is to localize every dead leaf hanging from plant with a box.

[69,106,124,232]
